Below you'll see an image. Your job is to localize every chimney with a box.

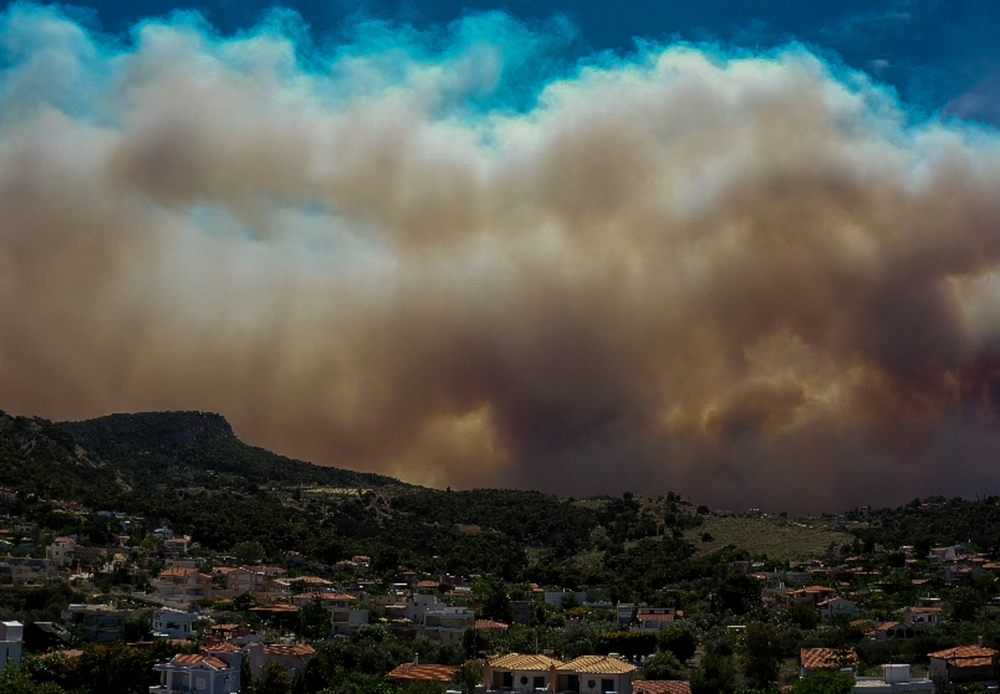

[978,635,985,648]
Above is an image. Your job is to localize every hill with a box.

[0,411,125,506]
[59,410,404,492]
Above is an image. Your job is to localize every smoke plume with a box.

[4,4,1000,511]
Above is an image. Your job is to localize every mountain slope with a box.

[59,410,405,492]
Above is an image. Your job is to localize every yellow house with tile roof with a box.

[556,655,637,694]
[485,653,564,692]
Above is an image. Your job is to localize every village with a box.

[0,488,998,694]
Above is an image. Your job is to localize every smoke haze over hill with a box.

[5,4,1000,511]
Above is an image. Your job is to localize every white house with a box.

[150,654,236,694]
[852,664,934,693]
[0,621,23,672]
[818,597,859,622]
[422,607,475,645]
[152,608,199,640]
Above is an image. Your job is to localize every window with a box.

[601,679,614,693]
[533,675,545,689]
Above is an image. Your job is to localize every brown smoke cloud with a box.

[5,8,1000,511]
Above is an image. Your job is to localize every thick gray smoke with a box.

[4,6,1000,511]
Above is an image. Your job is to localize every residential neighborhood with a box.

[0,486,998,694]
[2,413,1000,694]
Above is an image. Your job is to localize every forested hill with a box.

[59,410,405,491]
[0,411,124,506]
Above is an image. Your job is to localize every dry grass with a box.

[686,514,854,561]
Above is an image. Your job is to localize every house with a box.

[928,645,997,686]
[637,608,677,632]
[46,537,76,568]
[787,586,837,607]
[387,661,460,687]
[484,652,563,692]
[869,622,914,642]
[248,642,315,680]
[0,621,23,672]
[901,607,942,629]
[154,566,213,609]
[555,654,638,694]
[818,597,859,622]
[152,608,199,640]
[150,653,236,694]
[422,607,475,645]
[0,555,56,582]
[800,648,858,677]
[202,643,244,692]
[61,604,132,642]
[851,663,934,693]
[633,683,691,694]
[289,592,369,636]
[23,621,72,652]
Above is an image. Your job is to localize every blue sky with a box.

[6,0,1000,119]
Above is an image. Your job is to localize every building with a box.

[637,608,677,633]
[422,607,475,645]
[800,648,858,677]
[0,621,23,672]
[61,604,132,642]
[154,566,213,609]
[555,655,637,694]
[248,642,315,680]
[152,608,199,640]
[46,536,76,568]
[150,653,236,694]
[633,683,691,694]
[852,664,934,693]
[387,661,460,687]
[484,652,563,692]
[818,597,859,622]
[928,645,997,686]
[902,607,943,629]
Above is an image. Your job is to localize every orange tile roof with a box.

[634,682,692,694]
[171,654,229,670]
[928,645,997,668]
[264,644,315,657]
[488,653,563,670]
[387,663,460,681]
[800,648,858,669]
[160,567,197,577]
[557,655,637,675]
[476,619,509,630]
[205,642,243,652]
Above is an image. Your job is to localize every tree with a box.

[233,540,266,564]
[790,670,853,694]
[252,661,292,694]
[641,650,687,680]
[658,627,697,662]
[689,651,736,694]
[451,660,483,694]
[300,601,332,640]
[741,621,785,689]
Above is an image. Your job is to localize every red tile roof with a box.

[928,645,997,668]
[475,619,509,630]
[387,663,460,681]
[800,648,858,669]
[634,682,691,694]
[171,654,230,670]
[263,644,315,657]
